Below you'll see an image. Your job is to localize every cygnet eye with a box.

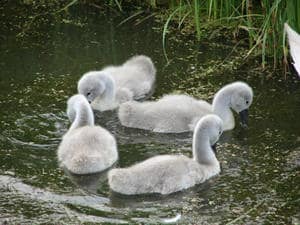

[246,100,249,104]
[219,131,222,135]
[87,92,91,96]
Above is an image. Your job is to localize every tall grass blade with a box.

[163,7,183,62]
[193,0,201,40]
[114,0,122,12]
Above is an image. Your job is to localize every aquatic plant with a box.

[18,0,300,71]
[111,0,300,71]
[162,0,300,70]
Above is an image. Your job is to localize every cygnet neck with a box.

[192,127,217,165]
[212,86,234,130]
[97,73,116,102]
[70,100,94,130]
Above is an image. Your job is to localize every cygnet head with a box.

[66,94,91,123]
[77,71,107,103]
[229,82,253,127]
[194,115,223,154]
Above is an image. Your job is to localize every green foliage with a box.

[19,0,300,70]
[159,0,300,69]
[110,0,300,70]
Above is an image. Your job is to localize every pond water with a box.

[0,3,299,224]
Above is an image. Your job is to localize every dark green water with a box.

[0,3,299,224]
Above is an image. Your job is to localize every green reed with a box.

[103,0,300,70]
[167,0,299,69]
[20,0,300,70]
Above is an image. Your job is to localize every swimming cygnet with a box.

[118,81,253,133]
[77,55,156,111]
[57,94,118,174]
[108,114,223,195]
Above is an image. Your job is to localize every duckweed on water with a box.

[0,2,299,224]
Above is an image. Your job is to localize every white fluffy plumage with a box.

[118,81,253,133]
[108,115,223,195]
[57,94,118,174]
[78,55,156,111]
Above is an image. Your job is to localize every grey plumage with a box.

[57,94,118,174]
[103,55,156,99]
[118,81,253,132]
[108,115,223,195]
[77,55,156,111]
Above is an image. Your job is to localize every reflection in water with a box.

[94,109,192,145]
[0,175,128,224]
[0,2,299,224]
[0,175,109,208]
[109,179,214,208]
[64,168,112,194]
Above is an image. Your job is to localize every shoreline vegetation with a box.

[15,0,300,75]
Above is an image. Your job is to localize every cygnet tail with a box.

[108,168,129,194]
[63,154,106,175]
[118,101,136,127]
[116,88,134,104]
[188,117,201,131]
[125,55,156,79]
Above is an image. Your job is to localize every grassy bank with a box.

[17,0,300,72]
[119,0,299,71]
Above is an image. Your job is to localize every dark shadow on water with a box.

[218,130,233,143]
[1,2,300,224]
[63,164,118,194]
[94,109,193,146]
[109,178,215,208]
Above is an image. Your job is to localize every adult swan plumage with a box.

[57,94,118,174]
[285,23,300,76]
[108,115,223,195]
[118,81,253,133]
[77,55,156,111]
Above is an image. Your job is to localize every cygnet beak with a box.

[211,143,217,155]
[239,109,249,128]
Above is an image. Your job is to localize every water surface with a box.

[0,3,299,224]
